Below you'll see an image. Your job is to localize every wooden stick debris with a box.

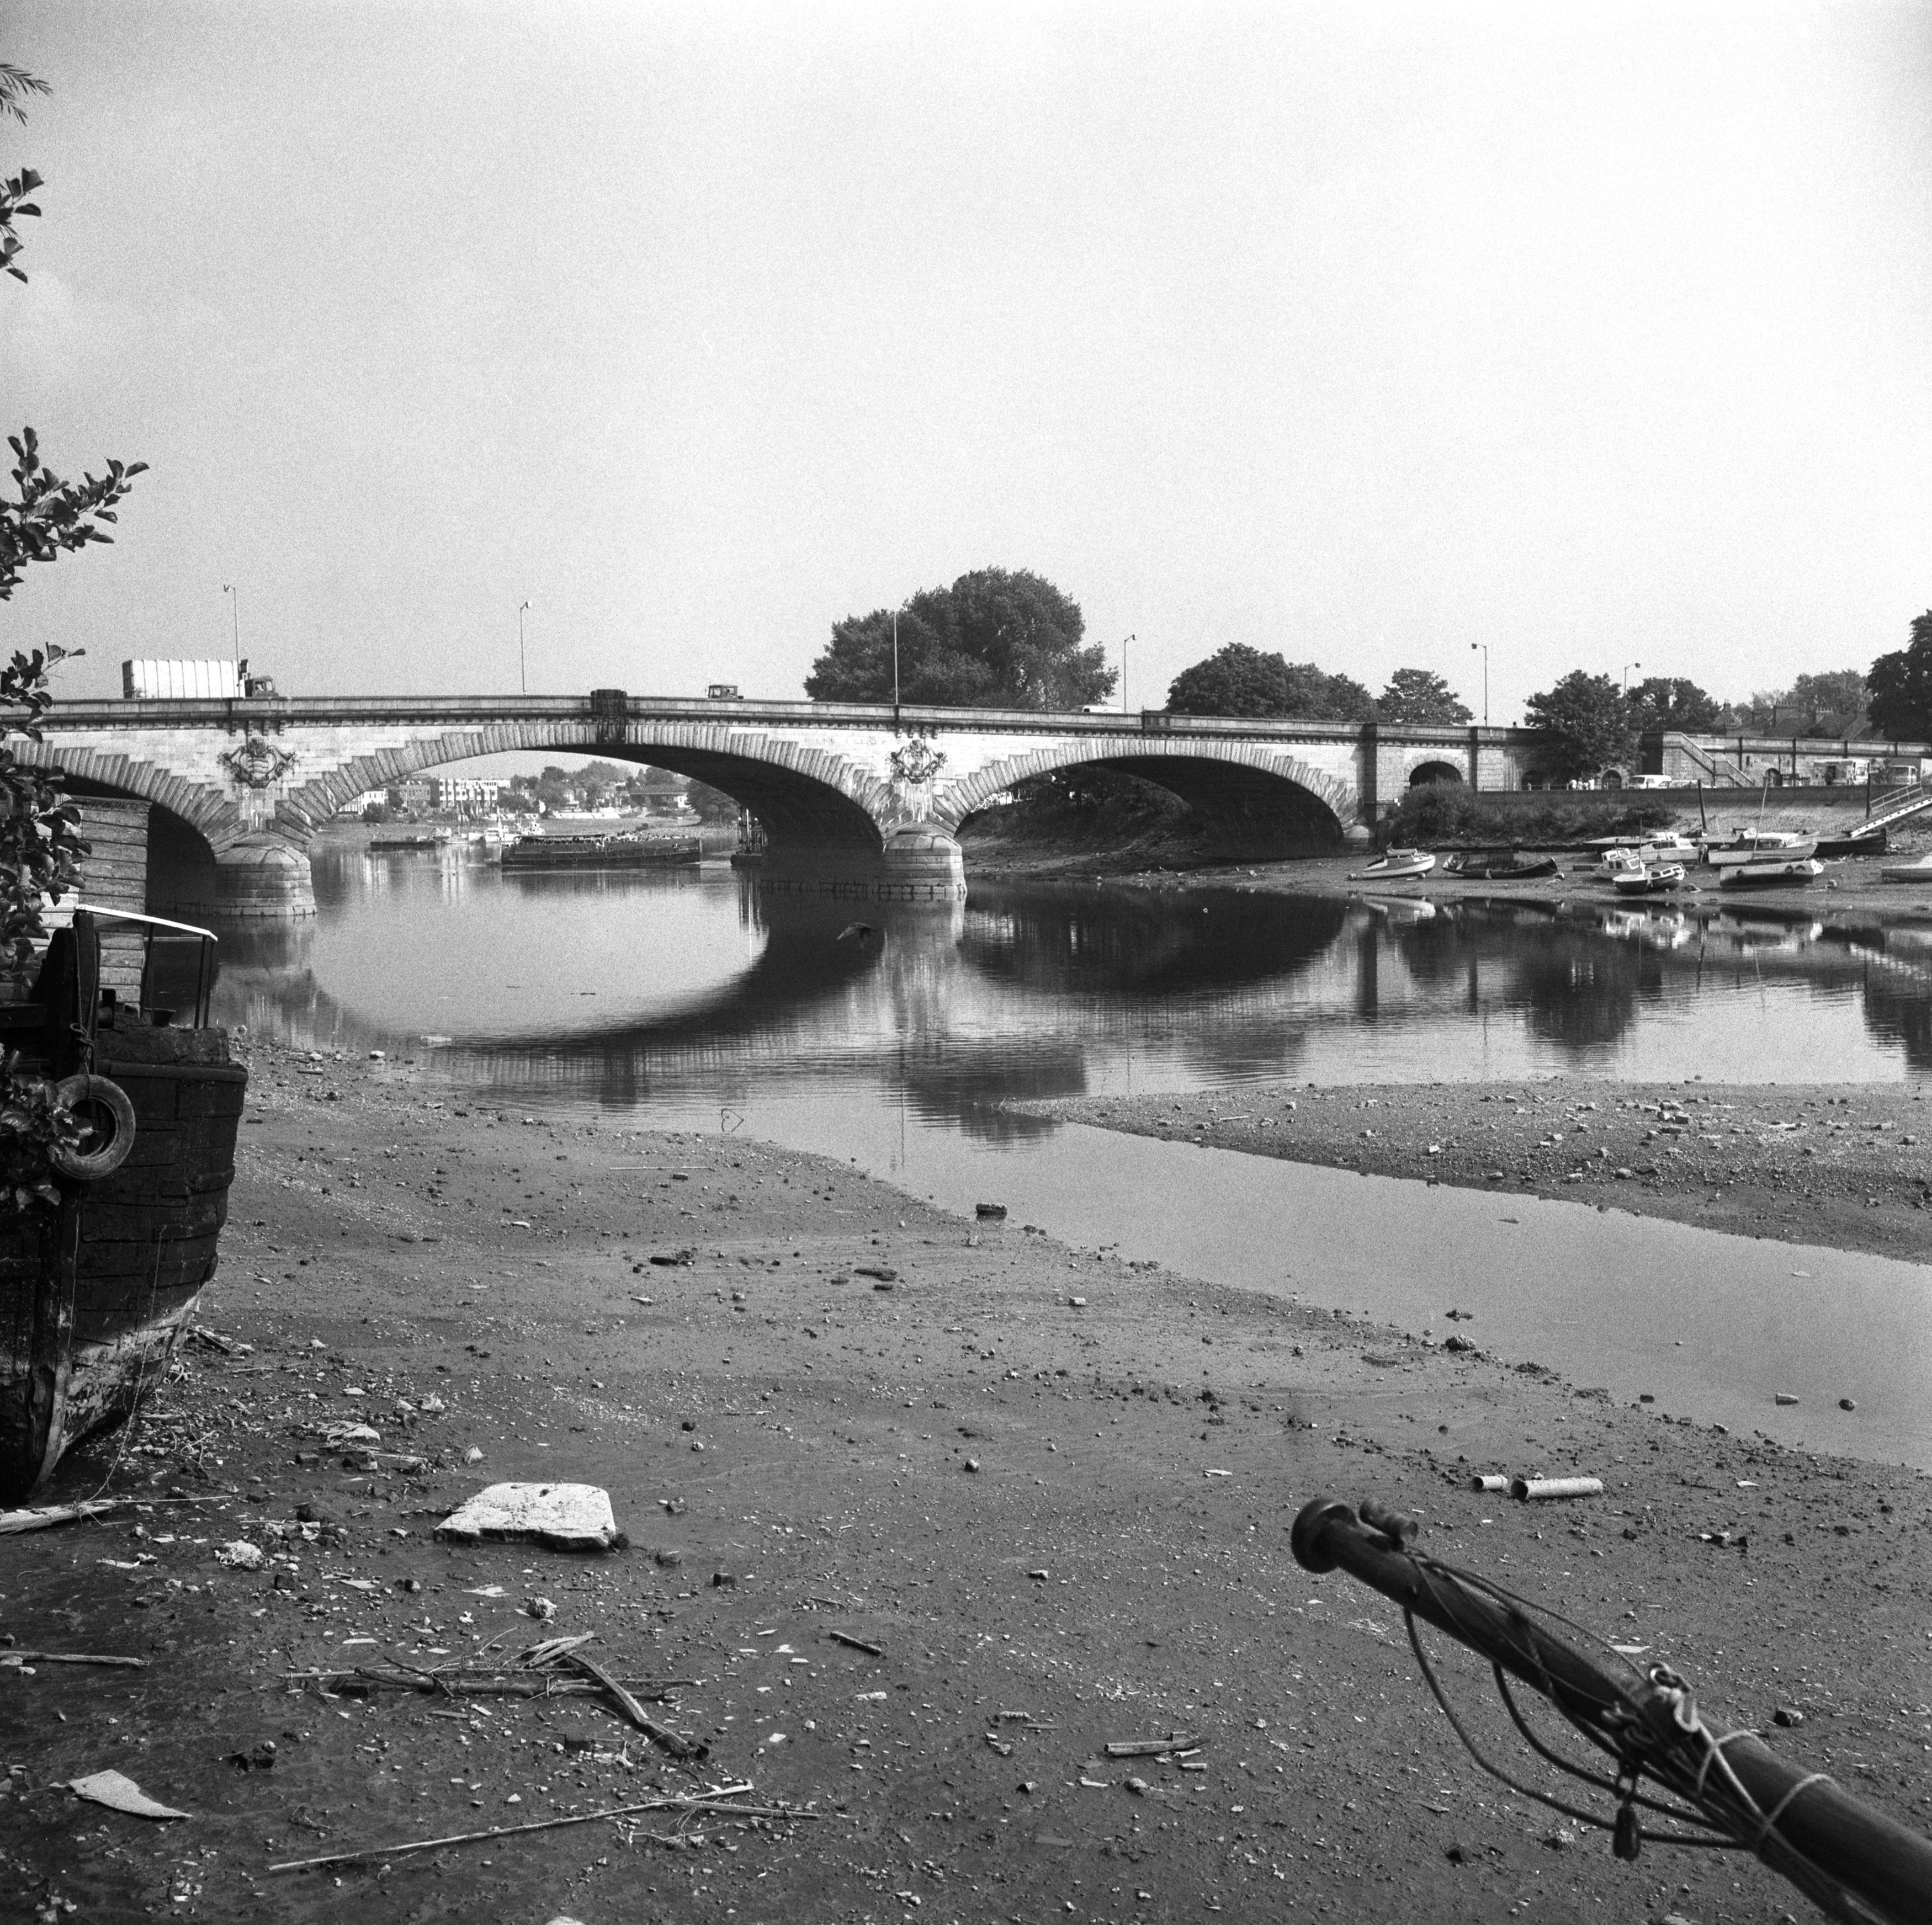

[0,1651,147,1668]
[827,1631,884,1656]
[562,1648,707,1761]
[0,1499,121,1535]
[266,1783,805,1874]
[1103,1732,1200,1758]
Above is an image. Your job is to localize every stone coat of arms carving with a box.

[220,735,298,789]
[888,737,946,786]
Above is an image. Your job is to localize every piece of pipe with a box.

[1510,1476,1603,1501]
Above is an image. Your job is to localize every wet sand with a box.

[1031,1081,1932,1264]
[5,1044,1929,1924]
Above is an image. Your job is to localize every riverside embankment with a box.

[4,1041,1929,1924]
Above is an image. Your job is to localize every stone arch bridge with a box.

[26,691,1541,916]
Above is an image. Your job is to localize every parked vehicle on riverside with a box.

[0,909,247,1502]
[1347,847,1435,881]
[1879,852,1932,884]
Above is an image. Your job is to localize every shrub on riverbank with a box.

[1390,784,1677,847]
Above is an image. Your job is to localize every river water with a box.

[211,837,1932,1466]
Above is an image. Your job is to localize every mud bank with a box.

[3,1044,1928,1924]
[1029,1081,1932,1264]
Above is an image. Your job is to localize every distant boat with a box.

[1718,856,1825,889]
[1612,862,1686,895]
[1879,852,1932,884]
[1347,848,1435,881]
[368,830,449,852]
[500,832,702,872]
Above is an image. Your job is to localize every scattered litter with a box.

[1838,1398,1856,1412]
[1469,1475,1509,1493]
[1509,1476,1603,1502]
[67,1770,190,1820]
[829,1632,884,1657]
[1203,1468,1231,1479]
[1774,1393,1799,1407]
[1105,1733,1199,1758]
[1068,1296,1086,1308]
[463,1446,485,1464]
[435,1483,624,1552]
[214,1541,264,1570]
[321,1422,381,1448]
[974,1203,1007,1220]
[1027,1569,1049,1582]
[853,1265,898,1282]
[1772,1705,1806,1728]
[0,1499,120,1536]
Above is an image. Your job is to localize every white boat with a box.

[1879,852,1932,884]
[1612,862,1685,895]
[1702,831,1816,868]
[1718,856,1825,888]
[1347,847,1435,881]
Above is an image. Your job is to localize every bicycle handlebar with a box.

[1291,1495,1932,1925]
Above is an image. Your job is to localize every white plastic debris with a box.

[67,1770,190,1820]
[322,1422,380,1447]
[434,1483,622,1552]
[214,1541,264,1570]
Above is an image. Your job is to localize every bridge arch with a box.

[273,720,898,859]
[14,741,243,853]
[1408,759,1465,787]
[934,737,1352,849]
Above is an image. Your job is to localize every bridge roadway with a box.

[25,690,1542,917]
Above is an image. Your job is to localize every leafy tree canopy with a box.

[805,567,1114,710]
[1626,675,1726,736]
[1377,667,1471,726]
[1730,669,1869,736]
[1165,643,1377,722]
[1524,670,1633,781]
[1867,613,1932,740]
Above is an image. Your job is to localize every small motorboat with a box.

[1719,856,1825,888]
[1347,847,1435,881]
[1612,862,1685,895]
[1441,849,1558,881]
[1879,852,1932,884]
[1701,830,1817,868]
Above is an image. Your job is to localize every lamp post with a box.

[891,599,911,725]
[1622,660,1641,694]
[222,583,240,665]
[1469,641,1489,726]
[518,599,531,696]
[1120,632,1135,713]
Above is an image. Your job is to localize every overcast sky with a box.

[6,2,1929,726]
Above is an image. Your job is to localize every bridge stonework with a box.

[25,694,1542,916]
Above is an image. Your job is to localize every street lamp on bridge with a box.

[518,600,532,696]
[1622,660,1641,695]
[1469,641,1489,726]
[891,598,911,725]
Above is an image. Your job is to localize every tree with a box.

[1625,675,1725,736]
[1867,613,1932,739]
[1165,643,1376,721]
[1785,669,1867,733]
[804,568,1114,710]
[0,68,144,1205]
[1377,668,1471,726]
[1524,671,1633,782]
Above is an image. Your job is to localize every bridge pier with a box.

[759,826,966,900]
[211,835,316,920]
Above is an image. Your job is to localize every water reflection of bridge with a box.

[215,879,1932,1126]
